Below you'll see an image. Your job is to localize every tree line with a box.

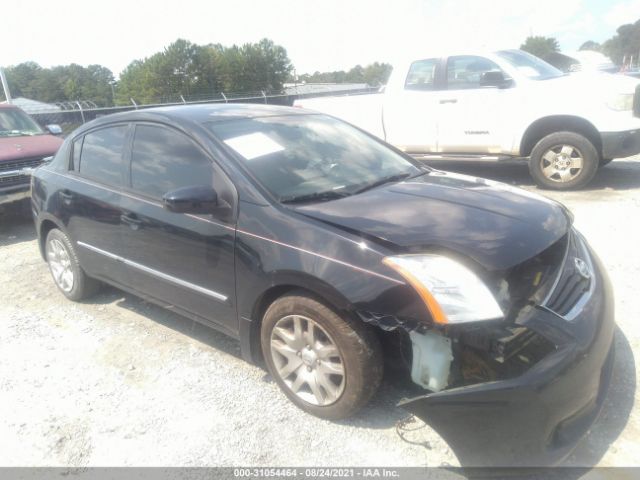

[520,18,640,69]
[296,62,392,86]
[2,17,639,107]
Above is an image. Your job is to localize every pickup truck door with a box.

[436,55,514,155]
[382,58,441,154]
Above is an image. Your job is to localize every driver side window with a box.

[130,124,214,199]
[446,56,509,90]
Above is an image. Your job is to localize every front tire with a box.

[261,292,383,420]
[45,229,100,301]
[529,132,599,190]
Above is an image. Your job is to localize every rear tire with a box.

[45,228,100,301]
[261,292,383,420]
[529,132,599,190]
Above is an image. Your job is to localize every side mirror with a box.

[162,185,219,214]
[46,124,63,135]
[479,71,512,89]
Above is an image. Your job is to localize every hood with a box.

[0,134,63,162]
[295,172,571,271]
[534,71,639,96]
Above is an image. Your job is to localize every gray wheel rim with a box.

[46,238,74,293]
[270,314,346,406]
[540,144,584,183]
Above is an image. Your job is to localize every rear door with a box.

[118,123,238,334]
[382,57,442,153]
[63,124,131,285]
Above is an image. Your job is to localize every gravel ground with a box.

[0,157,639,468]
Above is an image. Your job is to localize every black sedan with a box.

[31,104,614,466]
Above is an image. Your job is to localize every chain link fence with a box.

[22,85,378,137]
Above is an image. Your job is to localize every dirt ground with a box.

[0,158,638,468]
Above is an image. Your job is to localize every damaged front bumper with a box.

[399,237,615,466]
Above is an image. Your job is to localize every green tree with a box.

[602,19,640,65]
[116,38,292,105]
[3,62,115,106]
[520,36,560,62]
[579,40,601,51]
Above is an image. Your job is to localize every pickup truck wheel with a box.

[529,132,599,190]
[45,229,100,301]
[261,292,383,420]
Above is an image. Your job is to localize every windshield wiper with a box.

[352,172,412,194]
[280,189,350,204]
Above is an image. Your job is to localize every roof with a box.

[73,103,314,137]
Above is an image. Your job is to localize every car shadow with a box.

[88,286,243,360]
[563,326,636,467]
[0,203,37,247]
[429,158,640,192]
[86,286,635,470]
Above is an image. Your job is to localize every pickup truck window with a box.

[446,55,507,89]
[405,58,438,91]
[496,49,563,80]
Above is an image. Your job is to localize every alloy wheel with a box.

[46,238,75,293]
[270,314,346,406]
[540,144,584,183]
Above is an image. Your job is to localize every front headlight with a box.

[383,255,503,324]
[606,93,634,111]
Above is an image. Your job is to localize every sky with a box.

[2,0,639,77]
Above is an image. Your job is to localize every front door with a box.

[436,55,513,154]
[118,123,237,334]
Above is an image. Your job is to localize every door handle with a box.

[439,98,458,104]
[59,190,74,204]
[120,213,143,230]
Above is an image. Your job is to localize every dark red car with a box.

[0,104,63,207]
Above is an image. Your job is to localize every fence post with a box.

[180,95,186,104]
[130,98,138,110]
[75,101,86,124]
[221,92,227,103]
[261,90,267,104]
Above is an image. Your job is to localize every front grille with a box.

[0,157,45,187]
[634,84,640,118]
[543,230,592,318]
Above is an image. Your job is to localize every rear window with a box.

[78,126,128,186]
[405,58,439,91]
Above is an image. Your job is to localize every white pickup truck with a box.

[295,49,640,189]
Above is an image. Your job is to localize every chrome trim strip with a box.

[236,229,404,285]
[76,241,228,303]
[0,168,34,178]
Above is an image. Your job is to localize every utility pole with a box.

[0,67,12,104]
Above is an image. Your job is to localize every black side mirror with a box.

[479,71,512,88]
[162,185,219,214]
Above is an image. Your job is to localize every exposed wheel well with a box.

[520,116,602,159]
[38,219,59,260]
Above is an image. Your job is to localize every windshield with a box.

[0,108,45,137]
[206,114,422,203]
[496,50,564,80]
